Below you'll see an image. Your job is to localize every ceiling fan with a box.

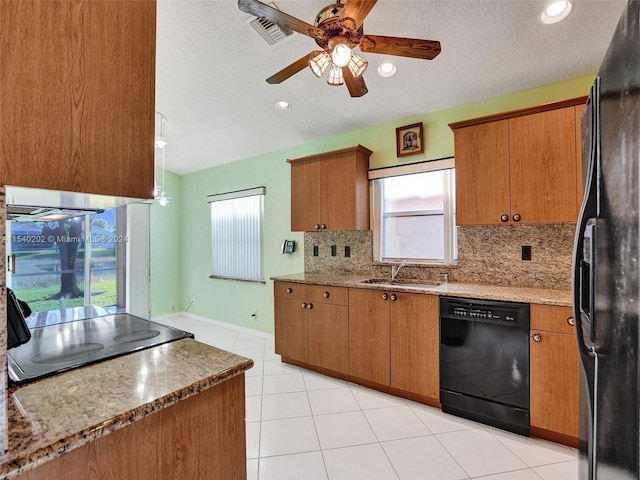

[238,0,441,97]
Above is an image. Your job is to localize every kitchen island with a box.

[0,338,252,479]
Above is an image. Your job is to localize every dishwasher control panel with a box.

[442,297,529,326]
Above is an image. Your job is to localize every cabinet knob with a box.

[314,224,321,230]
[286,288,292,294]
[531,332,542,342]
[381,293,388,300]
[320,224,327,230]
[307,303,313,310]
[567,316,575,326]
[390,294,397,301]
[301,302,307,309]
[323,291,330,298]
[512,213,521,222]
[500,214,509,222]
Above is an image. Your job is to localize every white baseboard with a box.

[151,312,183,324]
[156,311,274,340]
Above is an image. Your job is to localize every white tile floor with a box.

[158,315,579,480]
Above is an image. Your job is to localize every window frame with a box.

[370,158,457,265]
[207,186,266,283]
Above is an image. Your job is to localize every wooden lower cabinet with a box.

[530,304,579,443]
[274,282,348,372]
[390,293,439,401]
[17,374,246,480]
[348,288,390,385]
[308,302,349,374]
[274,295,309,363]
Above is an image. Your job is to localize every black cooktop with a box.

[7,314,193,385]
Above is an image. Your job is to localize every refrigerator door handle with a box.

[573,79,600,357]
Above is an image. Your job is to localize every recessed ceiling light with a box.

[541,0,572,24]
[274,100,290,111]
[377,62,397,78]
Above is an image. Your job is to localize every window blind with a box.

[208,187,265,282]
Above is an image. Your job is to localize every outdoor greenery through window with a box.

[7,207,126,325]
[209,187,265,283]
[372,159,457,264]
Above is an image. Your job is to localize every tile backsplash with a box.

[304,223,575,289]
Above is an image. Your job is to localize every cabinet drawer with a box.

[308,285,348,305]
[530,304,575,334]
[274,282,307,300]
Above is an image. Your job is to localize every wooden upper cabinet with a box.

[450,97,586,226]
[0,0,156,198]
[509,106,578,223]
[288,145,372,232]
[290,159,323,232]
[454,121,510,225]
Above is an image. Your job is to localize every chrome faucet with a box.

[391,260,408,281]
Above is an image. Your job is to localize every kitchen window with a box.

[208,187,265,283]
[371,158,457,264]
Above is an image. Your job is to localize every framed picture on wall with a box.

[396,122,424,157]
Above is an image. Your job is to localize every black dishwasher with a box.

[439,296,530,436]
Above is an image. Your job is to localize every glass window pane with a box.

[382,214,445,260]
[384,170,444,213]
[89,208,122,310]
[8,218,86,314]
[210,194,263,282]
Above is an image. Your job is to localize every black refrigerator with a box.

[574,0,640,478]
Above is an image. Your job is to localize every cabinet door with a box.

[509,107,578,223]
[290,160,322,231]
[348,288,390,385]
[390,293,439,400]
[320,154,368,230]
[575,104,586,210]
[454,121,510,225]
[530,305,579,438]
[308,303,349,374]
[274,282,308,363]
[0,0,155,198]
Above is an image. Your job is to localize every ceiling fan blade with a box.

[238,0,325,40]
[342,66,368,97]
[266,51,321,84]
[339,0,378,29]
[360,35,441,60]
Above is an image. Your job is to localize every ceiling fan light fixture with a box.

[348,53,368,79]
[327,63,344,86]
[541,0,572,24]
[309,51,331,77]
[331,43,352,68]
[377,62,397,78]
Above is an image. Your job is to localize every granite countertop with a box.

[0,338,253,479]
[272,272,573,306]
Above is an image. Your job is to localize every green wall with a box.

[149,167,183,316]
[150,74,594,332]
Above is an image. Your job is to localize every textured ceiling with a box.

[155,0,625,175]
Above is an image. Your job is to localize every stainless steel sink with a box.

[359,278,441,288]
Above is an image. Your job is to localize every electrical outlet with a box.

[313,245,319,256]
[331,245,337,256]
[171,304,177,313]
[251,309,257,320]
[522,245,532,261]
[345,246,351,257]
